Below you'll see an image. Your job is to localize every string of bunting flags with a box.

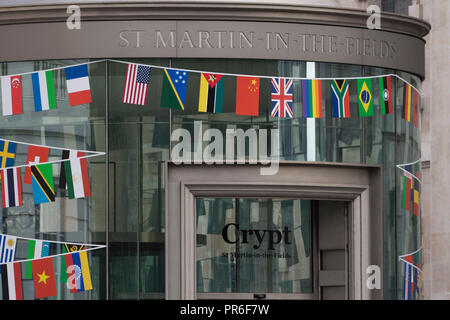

[0,233,106,300]
[0,138,104,207]
[1,59,421,126]
[398,159,422,217]
[397,159,422,300]
[399,248,422,300]
[0,138,105,299]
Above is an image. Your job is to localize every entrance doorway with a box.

[165,162,382,300]
[195,198,349,300]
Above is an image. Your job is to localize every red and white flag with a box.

[24,145,50,184]
[6,263,23,300]
[122,64,151,105]
[1,75,23,116]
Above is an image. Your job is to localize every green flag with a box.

[24,240,35,279]
[160,68,188,110]
[60,245,68,283]
[357,79,374,117]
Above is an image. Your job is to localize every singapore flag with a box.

[1,75,23,116]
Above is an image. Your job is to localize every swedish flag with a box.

[0,140,17,169]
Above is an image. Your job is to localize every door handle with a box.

[254,293,266,299]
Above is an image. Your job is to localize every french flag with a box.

[65,64,92,106]
[1,75,23,116]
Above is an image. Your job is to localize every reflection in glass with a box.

[196,198,312,294]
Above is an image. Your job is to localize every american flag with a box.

[122,64,151,105]
[271,77,293,118]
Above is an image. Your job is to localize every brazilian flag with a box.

[357,79,374,117]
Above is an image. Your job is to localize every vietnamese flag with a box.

[236,76,260,116]
[24,145,50,184]
[32,257,57,299]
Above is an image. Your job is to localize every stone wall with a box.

[419,0,450,301]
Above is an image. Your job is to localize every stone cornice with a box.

[0,1,431,39]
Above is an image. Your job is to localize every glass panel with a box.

[381,0,413,15]
[395,70,422,300]
[171,59,307,163]
[196,198,312,294]
[362,66,397,299]
[108,59,170,299]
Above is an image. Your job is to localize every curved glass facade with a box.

[0,58,421,299]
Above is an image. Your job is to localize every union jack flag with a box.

[271,77,293,118]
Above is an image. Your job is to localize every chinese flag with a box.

[236,76,260,116]
[32,257,57,299]
[24,145,50,184]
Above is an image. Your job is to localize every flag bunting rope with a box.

[0,58,423,96]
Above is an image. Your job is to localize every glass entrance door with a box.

[195,198,314,299]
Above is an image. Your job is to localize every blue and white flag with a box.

[0,234,17,264]
[31,70,57,112]
[42,241,50,257]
